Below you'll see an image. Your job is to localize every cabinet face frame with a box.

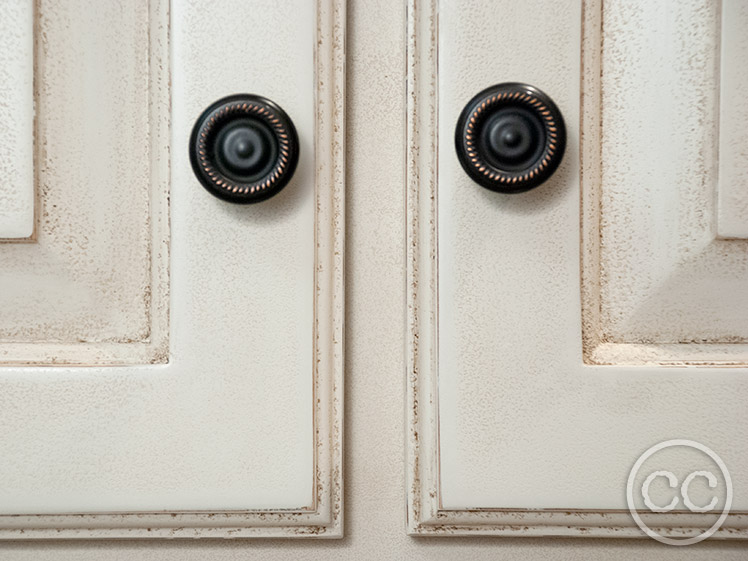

[0,0,344,540]
[405,0,748,539]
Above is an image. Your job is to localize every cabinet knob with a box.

[455,83,565,194]
[189,94,299,203]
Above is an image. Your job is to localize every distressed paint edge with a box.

[405,0,748,539]
[311,0,346,539]
[0,0,345,540]
[406,0,441,536]
[579,0,604,367]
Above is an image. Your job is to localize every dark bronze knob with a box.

[190,94,299,203]
[455,83,565,193]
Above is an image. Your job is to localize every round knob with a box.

[455,83,566,193]
[189,94,299,203]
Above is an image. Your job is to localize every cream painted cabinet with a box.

[407,0,748,542]
[0,0,747,554]
[0,0,343,538]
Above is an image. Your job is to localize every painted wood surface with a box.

[0,0,34,239]
[718,0,748,239]
[0,0,344,538]
[583,0,748,366]
[0,0,169,365]
[407,0,748,538]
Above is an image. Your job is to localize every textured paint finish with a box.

[0,0,170,365]
[408,0,748,537]
[0,0,34,239]
[718,0,748,239]
[0,0,747,557]
[583,0,748,366]
[0,0,344,538]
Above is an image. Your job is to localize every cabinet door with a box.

[0,0,344,538]
[407,0,748,540]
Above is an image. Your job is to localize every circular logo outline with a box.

[626,439,732,546]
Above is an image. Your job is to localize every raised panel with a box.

[0,0,169,365]
[407,0,748,539]
[0,0,344,539]
[0,0,34,239]
[582,0,748,366]
[718,0,748,239]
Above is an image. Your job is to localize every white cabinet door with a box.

[0,0,344,538]
[2,0,747,549]
[407,0,748,541]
